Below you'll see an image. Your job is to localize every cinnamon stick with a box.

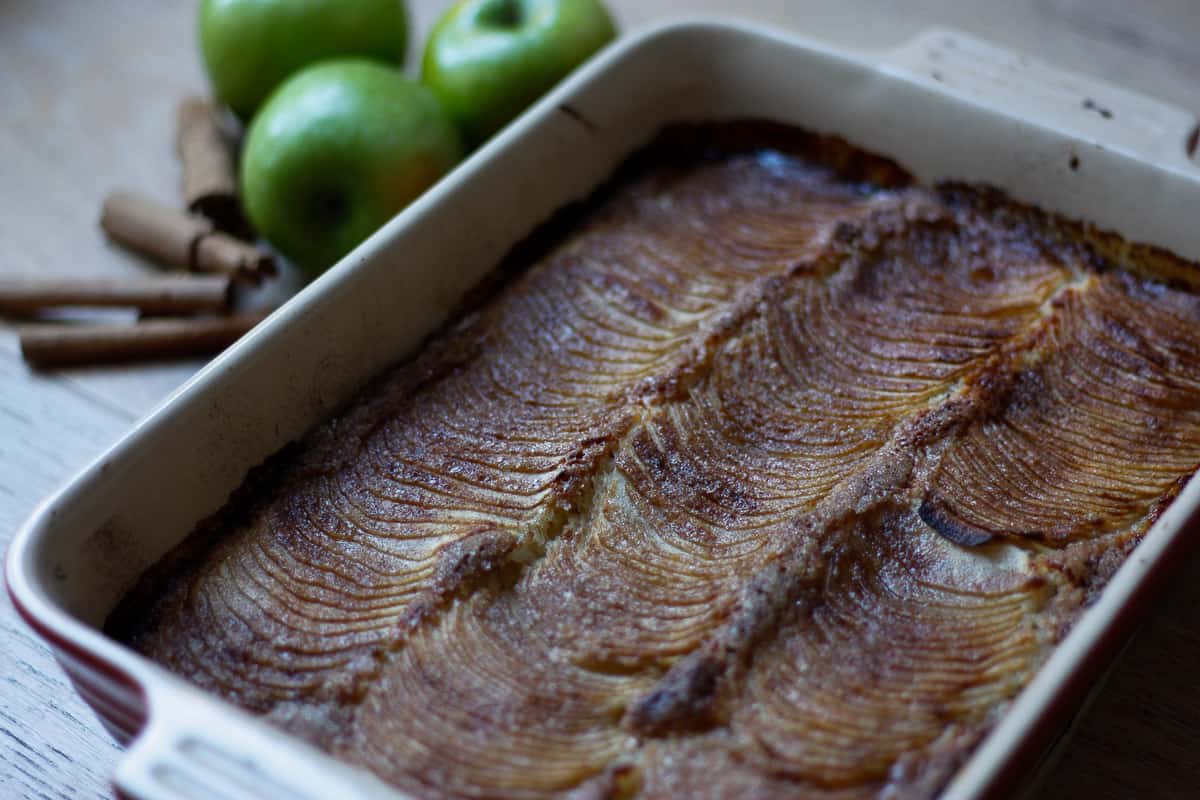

[18,312,270,368]
[177,97,248,235]
[0,275,231,316]
[194,232,274,280]
[194,227,275,280]
[100,191,274,284]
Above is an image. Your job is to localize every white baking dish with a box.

[8,18,1200,800]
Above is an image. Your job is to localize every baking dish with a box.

[7,18,1200,800]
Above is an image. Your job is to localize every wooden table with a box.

[2,1,1198,797]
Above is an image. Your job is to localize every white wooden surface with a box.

[1,1,1198,797]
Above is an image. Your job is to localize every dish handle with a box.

[879,27,1200,173]
[113,680,405,800]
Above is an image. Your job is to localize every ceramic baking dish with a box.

[8,18,1200,800]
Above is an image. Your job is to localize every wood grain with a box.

[0,357,131,799]
[1,1,1197,798]
[1038,555,1200,798]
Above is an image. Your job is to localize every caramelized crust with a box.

[109,124,1200,798]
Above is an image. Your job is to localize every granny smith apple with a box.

[199,0,409,119]
[422,0,616,145]
[240,60,463,276]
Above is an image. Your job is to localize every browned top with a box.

[108,123,1200,799]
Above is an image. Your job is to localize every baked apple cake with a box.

[109,124,1200,798]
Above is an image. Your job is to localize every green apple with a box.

[240,60,463,276]
[199,0,409,119]
[422,0,616,146]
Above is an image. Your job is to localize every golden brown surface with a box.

[109,126,1200,799]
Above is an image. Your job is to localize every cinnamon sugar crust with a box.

[108,123,1200,798]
